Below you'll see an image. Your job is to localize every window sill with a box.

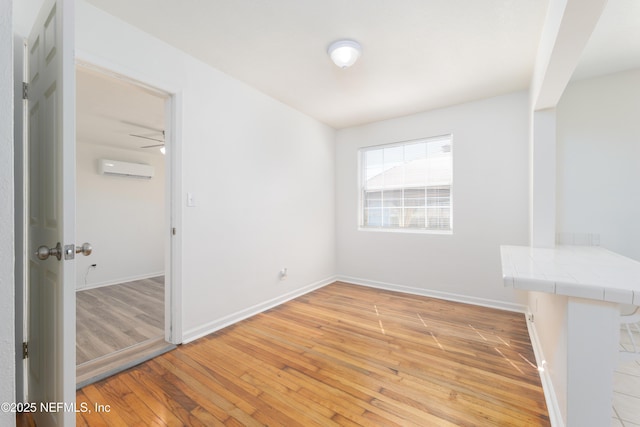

[358,227,453,236]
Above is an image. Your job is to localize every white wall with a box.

[1,0,16,425]
[336,92,530,308]
[529,291,568,422]
[531,69,640,422]
[557,68,640,261]
[526,3,612,425]
[12,0,44,37]
[75,143,165,289]
[75,0,336,341]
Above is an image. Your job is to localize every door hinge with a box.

[172,227,176,236]
[22,342,28,359]
[22,82,28,100]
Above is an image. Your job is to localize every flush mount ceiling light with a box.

[328,39,362,68]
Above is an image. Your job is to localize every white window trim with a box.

[357,135,454,234]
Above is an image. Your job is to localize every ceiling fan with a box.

[123,120,165,150]
[130,130,165,149]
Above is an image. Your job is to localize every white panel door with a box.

[27,0,76,426]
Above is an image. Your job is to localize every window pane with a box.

[366,190,382,199]
[427,139,451,156]
[405,198,425,207]
[427,207,450,229]
[405,208,425,228]
[365,168,384,184]
[405,188,426,207]
[360,135,452,232]
[404,142,426,162]
[365,149,383,169]
[382,190,402,207]
[427,187,451,207]
[405,188,425,198]
[383,146,403,166]
[366,199,382,208]
[364,208,382,227]
[364,149,384,183]
[384,208,402,227]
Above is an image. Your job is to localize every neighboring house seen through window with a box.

[359,135,453,232]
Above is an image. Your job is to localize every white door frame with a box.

[15,48,183,404]
[75,51,183,346]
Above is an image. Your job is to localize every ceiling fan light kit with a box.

[328,39,362,68]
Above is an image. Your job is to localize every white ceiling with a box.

[78,0,640,139]
[76,67,166,153]
[83,0,550,129]
[571,0,640,81]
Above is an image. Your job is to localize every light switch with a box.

[187,192,196,207]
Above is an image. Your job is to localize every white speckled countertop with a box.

[500,245,640,304]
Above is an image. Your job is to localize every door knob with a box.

[35,242,62,261]
[75,242,92,256]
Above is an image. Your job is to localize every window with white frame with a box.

[359,135,453,232]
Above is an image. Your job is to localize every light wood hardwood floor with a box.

[76,276,164,365]
[76,282,550,426]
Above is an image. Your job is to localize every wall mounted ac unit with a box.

[98,159,154,179]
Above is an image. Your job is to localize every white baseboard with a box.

[182,276,337,344]
[336,275,527,313]
[525,310,565,427]
[77,271,165,291]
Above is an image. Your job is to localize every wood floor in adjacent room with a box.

[75,276,175,388]
[76,276,165,365]
[76,282,550,426]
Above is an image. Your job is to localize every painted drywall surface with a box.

[529,291,568,424]
[336,92,530,305]
[0,0,16,424]
[75,1,336,336]
[526,6,613,425]
[557,68,640,261]
[75,143,165,289]
[529,0,608,111]
[530,109,557,247]
[535,66,640,424]
[12,0,45,37]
